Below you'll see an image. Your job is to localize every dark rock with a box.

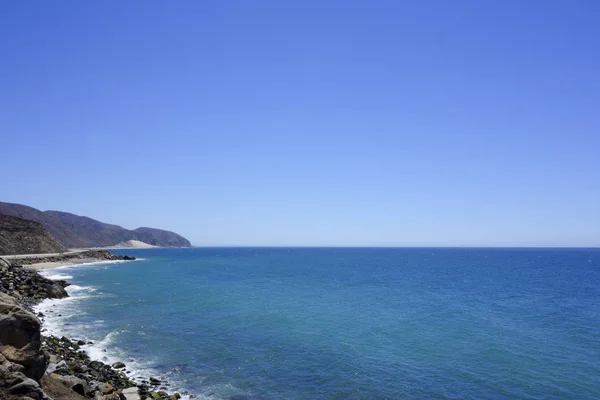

[0,292,48,380]
[113,362,126,369]
[6,377,45,400]
[77,340,86,346]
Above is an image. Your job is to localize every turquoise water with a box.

[37,248,600,399]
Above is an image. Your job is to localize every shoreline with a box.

[6,250,135,270]
[0,252,184,400]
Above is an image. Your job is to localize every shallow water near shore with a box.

[36,247,600,399]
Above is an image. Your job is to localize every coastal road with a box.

[1,250,89,259]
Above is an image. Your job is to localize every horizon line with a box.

[185,245,600,249]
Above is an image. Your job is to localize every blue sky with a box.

[1,1,599,246]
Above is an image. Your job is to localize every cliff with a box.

[0,216,66,256]
[0,202,191,250]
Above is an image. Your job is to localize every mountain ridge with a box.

[0,202,191,249]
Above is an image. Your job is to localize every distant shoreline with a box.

[4,249,135,270]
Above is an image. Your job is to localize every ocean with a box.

[35,247,600,399]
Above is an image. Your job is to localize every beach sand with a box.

[30,259,97,270]
[3,249,134,270]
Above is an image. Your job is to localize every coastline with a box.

[0,251,183,400]
[4,250,135,270]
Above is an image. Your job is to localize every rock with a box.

[50,373,88,396]
[0,292,48,380]
[149,377,160,385]
[102,383,115,395]
[90,360,104,370]
[105,393,123,400]
[77,340,86,346]
[45,363,58,373]
[113,361,126,369]
[122,387,141,400]
[6,377,46,400]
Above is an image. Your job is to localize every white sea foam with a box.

[66,285,97,294]
[64,259,131,269]
[40,272,73,280]
[34,262,197,399]
[79,331,197,399]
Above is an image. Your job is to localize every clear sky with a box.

[1,1,599,246]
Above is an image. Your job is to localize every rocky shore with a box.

[6,251,135,268]
[0,257,180,400]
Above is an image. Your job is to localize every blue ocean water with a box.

[36,248,600,399]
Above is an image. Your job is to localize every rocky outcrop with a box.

[0,216,65,256]
[0,262,69,305]
[0,202,191,250]
[0,292,48,381]
[0,353,49,400]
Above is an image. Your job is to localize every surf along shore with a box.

[0,250,182,400]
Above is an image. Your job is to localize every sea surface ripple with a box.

[36,248,600,399]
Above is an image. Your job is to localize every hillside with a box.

[0,215,66,255]
[134,227,191,247]
[0,202,191,249]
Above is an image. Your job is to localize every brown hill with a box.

[0,202,191,249]
[0,215,66,255]
[133,227,191,248]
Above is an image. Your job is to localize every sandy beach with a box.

[29,259,105,270]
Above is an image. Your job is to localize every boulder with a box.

[113,361,126,369]
[122,387,141,400]
[50,373,88,396]
[102,383,115,395]
[6,377,46,400]
[0,292,48,380]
